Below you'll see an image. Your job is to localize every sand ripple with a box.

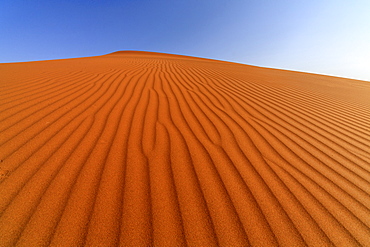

[0,51,369,246]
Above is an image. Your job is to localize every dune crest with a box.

[0,51,369,246]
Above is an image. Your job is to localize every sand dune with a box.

[0,51,369,246]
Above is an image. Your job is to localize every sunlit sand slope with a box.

[0,51,370,246]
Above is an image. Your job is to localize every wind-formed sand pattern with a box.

[0,51,370,246]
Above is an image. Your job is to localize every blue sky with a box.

[1,0,369,81]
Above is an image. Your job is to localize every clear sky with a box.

[1,0,370,81]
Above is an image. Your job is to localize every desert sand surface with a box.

[0,51,370,247]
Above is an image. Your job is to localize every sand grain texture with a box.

[0,51,370,246]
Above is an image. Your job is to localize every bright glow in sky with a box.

[1,0,369,81]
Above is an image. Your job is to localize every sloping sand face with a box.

[0,51,369,247]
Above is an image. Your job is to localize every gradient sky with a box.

[1,0,370,81]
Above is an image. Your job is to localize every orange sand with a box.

[0,51,370,246]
